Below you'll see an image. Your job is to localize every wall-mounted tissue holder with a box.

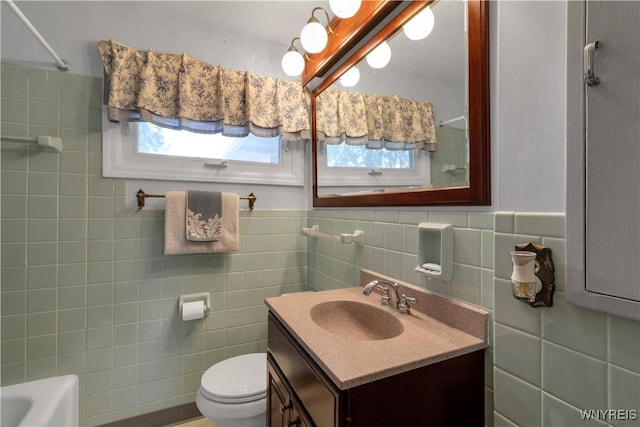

[511,242,555,307]
[415,223,452,281]
[179,292,210,321]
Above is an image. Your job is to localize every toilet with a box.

[196,353,267,427]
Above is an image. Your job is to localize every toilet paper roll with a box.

[181,300,205,321]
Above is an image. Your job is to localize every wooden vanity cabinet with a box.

[267,312,484,427]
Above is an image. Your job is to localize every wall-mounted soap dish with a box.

[415,223,452,282]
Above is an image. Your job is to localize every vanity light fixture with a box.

[365,41,391,69]
[281,37,305,77]
[300,7,333,54]
[403,6,435,41]
[329,0,362,19]
[339,66,360,87]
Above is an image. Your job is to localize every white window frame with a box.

[316,145,430,187]
[101,108,304,186]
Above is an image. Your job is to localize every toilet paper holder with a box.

[179,292,211,319]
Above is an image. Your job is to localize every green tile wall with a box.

[2,64,639,427]
[430,127,468,188]
[0,64,308,426]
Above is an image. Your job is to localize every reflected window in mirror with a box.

[318,143,428,195]
[327,145,412,169]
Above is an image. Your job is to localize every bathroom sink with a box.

[310,300,404,340]
[0,375,79,427]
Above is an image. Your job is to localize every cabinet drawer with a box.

[268,313,340,427]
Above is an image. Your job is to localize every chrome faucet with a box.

[362,279,401,310]
[363,279,418,314]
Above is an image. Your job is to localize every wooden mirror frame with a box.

[307,0,490,208]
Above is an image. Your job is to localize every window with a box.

[317,142,429,187]
[102,108,304,186]
[137,122,281,164]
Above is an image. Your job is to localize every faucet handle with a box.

[378,286,391,306]
[398,294,418,314]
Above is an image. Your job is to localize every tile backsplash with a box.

[2,64,638,427]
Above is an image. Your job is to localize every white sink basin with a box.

[1,375,79,427]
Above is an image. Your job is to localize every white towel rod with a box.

[1,134,62,152]
[301,225,365,246]
[3,0,71,72]
[439,115,466,127]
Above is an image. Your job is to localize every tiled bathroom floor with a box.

[173,417,218,427]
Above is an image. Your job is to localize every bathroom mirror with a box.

[310,0,490,207]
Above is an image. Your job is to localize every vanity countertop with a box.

[265,280,488,390]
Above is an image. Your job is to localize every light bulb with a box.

[339,67,360,87]
[329,0,361,19]
[403,7,435,41]
[282,50,304,77]
[366,41,391,69]
[300,21,328,54]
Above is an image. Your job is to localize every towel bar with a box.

[1,134,63,152]
[136,189,256,210]
[301,225,365,246]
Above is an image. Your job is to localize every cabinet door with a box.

[566,0,640,320]
[268,355,316,427]
[268,359,291,427]
[584,1,640,303]
[288,405,311,427]
[268,314,341,426]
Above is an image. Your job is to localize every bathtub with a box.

[1,375,79,427]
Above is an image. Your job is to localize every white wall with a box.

[1,0,570,213]
[493,1,566,212]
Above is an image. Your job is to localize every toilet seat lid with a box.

[200,353,267,403]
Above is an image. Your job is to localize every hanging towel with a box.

[186,190,222,241]
[164,191,239,255]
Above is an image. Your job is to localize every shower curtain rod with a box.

[3,0,71,71]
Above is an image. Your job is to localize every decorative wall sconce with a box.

[511,242,555,307]
[339,66,360,87]
[403,6,435,41]
[282,37,305,77]
[329,0,362,19]
[300,7,333,54]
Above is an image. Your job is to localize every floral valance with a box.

[316,88,437,151]
[97,40,311,142]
